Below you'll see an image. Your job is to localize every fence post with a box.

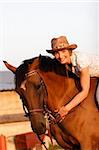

[0,135,7,150]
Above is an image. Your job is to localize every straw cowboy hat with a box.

[46,36,77,54]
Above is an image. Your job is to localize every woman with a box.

[46,36,99,119]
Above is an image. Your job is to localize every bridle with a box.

[18,70,45,118]
[23,69,61,150]
[24,69,63,124]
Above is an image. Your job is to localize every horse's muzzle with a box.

[30,115,46,135]
[31,121,46,135]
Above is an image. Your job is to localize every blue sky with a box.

[0,1,99,70]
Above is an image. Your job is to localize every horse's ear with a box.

[39,54,42,62]
[39,54,42,59]
[3,61,16,74]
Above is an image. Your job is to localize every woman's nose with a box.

[59,51,63,58]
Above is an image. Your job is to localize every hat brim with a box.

[46,44,77,54]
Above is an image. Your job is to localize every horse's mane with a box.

[15,55,79,88]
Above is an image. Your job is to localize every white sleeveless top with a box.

[70,51,99,77]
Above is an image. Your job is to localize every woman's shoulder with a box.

[74,51,99,68]
[72,51,91,69]
[73,51,89,61]
[72,51,99,76]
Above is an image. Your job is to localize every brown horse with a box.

[4,55,99,150]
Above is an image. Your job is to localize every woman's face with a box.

[54,49,71,64]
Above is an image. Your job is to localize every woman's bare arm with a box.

[59,67,90,117]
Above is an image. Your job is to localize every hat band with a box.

[53,47,68,52]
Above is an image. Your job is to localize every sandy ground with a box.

[0,90,24,115]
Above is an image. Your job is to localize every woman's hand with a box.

[58,106,69,118]
[54,106,69,123]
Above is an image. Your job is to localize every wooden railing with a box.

[0,113,29,124]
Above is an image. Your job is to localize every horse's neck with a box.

[39,71,78,109]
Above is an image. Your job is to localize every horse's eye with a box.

[37,83,41,89]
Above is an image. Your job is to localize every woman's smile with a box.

[55,50,71,64]
[59,57,67,64]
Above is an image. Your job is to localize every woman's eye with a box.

[54,52,59,57]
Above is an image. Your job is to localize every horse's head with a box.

[3,56,79,136]
[3,58,47,135]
